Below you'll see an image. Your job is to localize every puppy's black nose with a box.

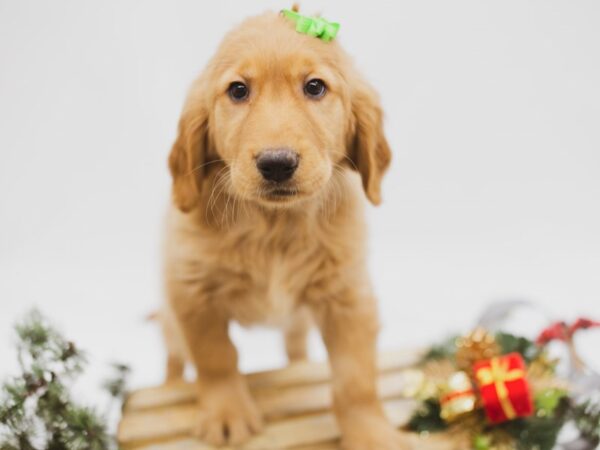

[256,149,299,182]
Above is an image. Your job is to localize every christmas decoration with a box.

[407,316,600,450]
[455,327,501,373]
[440,371,477,421]
[473,353,534,424]
[536,317,600,345]
[0,310,130,450]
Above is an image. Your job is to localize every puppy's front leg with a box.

[312,291,410,450]
[170,295,263,446]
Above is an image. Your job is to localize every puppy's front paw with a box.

[193,375,263,446]
[340,408,412,450]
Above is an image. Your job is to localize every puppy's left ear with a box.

[348,78,392,205]
[168,95,209,213]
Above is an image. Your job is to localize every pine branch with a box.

[572,399,600,445]
[421,336,459,363]
[494,332,540,364]
[0,309,126,450]
[102,363,131,402]
[406,399,448,433]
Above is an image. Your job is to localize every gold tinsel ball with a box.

[455,327,501,372]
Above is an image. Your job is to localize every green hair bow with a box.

[281,9,340,42]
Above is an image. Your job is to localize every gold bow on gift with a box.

[476,357,525,420]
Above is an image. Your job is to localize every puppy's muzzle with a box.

[256,149,299,183]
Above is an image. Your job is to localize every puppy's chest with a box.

[250,256,300,326]
[212,231,321,326]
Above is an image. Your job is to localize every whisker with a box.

[338,154,359,172]
[221,172,236,227]
[214,174,230,222]
[205,166,230,223]
[327,165,347,220]
[185,159,227,177]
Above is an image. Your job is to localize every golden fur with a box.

[161,11,407,449]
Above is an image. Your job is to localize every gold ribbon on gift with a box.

[475,357,525,420]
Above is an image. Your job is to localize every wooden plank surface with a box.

[133,399,416,450]
[124,350,422,413]
[118,349,462,450]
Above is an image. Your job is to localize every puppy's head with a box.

[169,11,391,212]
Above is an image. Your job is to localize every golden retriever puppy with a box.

[162,9,405,450]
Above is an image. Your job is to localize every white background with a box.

[1,0,599,416]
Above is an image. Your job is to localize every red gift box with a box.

[473,352,534,424]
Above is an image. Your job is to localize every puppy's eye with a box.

[304,79,327,99]
[228,82,249,101]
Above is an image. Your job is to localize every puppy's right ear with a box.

[168,97,209,212]
[347,77,391,206]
